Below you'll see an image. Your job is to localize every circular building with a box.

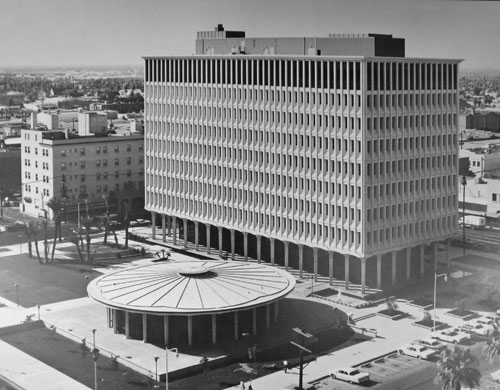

[88,260,296,346]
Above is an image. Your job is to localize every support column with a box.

[433,242,439,273]
[252,308,257,335]
[299,244,304,279]
[142,314,148,343]
[194,222,199,251]
[420,245,425,278]
[234,312,239,341]
[183,219,188,249]
[187,316,193,346]
[256,235,262,264]
[161,215,166,243]
[360,258,367,295]
[266,305,270,331]
[230,229,235,260]
[329,251,334,285]
[163,315,169,346]
[151,212,156,240]
[211,314,217,344]
[112,309,117,334]
[313,248,318,282]
[206,223,211,254]
[172,216,177,245]
[376,254,382,290]
[284,242,289,271]
[391,251,397,286]
[270,238,275,266]
[344,254,350,289]
[243,233,249,261]
[125,311,130,339]
[274,301,279,323]
[406,247,412,282]
[218,227,223,257]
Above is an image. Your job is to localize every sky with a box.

[1,0,499,69]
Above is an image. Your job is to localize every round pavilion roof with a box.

[87,260,296,315]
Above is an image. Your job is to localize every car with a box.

[415,338,447,352]
[460,322,493,336]
[431,329,469,344]
[330,367,370,384]
[398,344,437,360]
[471,317,495,327]
[492,369,500,383]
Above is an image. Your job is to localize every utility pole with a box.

[0,166,3,218]
[290,327,313,390]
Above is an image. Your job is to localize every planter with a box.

[408,299,433,311]
[445,308,476,320]
[377,309,407,320]
[413,320,446,330]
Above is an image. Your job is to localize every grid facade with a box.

[144,55,460,258]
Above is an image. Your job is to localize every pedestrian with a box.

[283,360,288,373]
[240,380,245,390]
[248,380,253,390]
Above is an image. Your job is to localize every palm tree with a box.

[40,218,49,264]
[386,297,398,316]
[23,221,38,258]
[47,197,63,262]
[435,346,481,390]
[69,233,85,263]
[32,222,42,263]
[80,215,96,264]
[483,319,500,360]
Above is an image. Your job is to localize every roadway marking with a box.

[386,355,414,367]
[372,361,401,372]
[357,366,389,377]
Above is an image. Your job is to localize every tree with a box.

[69,233,85,263]
[435,346,481,390]
[483,319,500,360]
[23,220,38,259]
[80,215,96,264]
[40,218,49,264]
[386,297,398,316]
[47,197,63,262]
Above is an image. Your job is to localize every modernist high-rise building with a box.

[144,25,461,293]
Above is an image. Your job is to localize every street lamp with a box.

[461,176,467,257]
[433,273,448,332]
[14,283,19,306]
[91,329,99,390]
[165,347,179,390]
[154,356,159,389]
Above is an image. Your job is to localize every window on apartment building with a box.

[61,149,66,157]
[127,144,131,152]
[81,161,86,169]
[103,172,108,180]
[115,171,119,179]
[126,157,131,165]
[103,146,108,154]
[103,185,108,193]
[81,175,85,182]
[61,163,66,171]
[493,194,498,202]
[96,160,101,168]
[114,146,119,153]
[80,148,85,156]
[114,159,119,166]
[96,146,101,154]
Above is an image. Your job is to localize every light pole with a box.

[91,329,99,390]
[14,283,18,306]
[154,356,159,389]
[165,347,179,390]
[461,176,467,257]
[433,273,448,332]
[77,199,81,230]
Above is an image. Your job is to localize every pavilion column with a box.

[252,308,257,335]
[329,251,334,285]
[161,215,166,242]
[172,216,177,245]
[433,242,439,273]
[391,251,397,285]
[142,314,148,343]
[420,245,425,278]
[344,254,350,289]
[125,311,130,339]
[206,223,211,254]
[313,248,318,282]
[406,247,412,282]
[234,312,239,341]
[270,238,275,266]
[274,301,279,323]
[112,309,117,334]
[187,316,193,346]
[151,212,156,240]
[360,258,367,295]
[243,233,249,261]
[284,242,289,271]
[298,244,304,278]
[218,227,223,257]
[163,315,169,346]
[194,222,199,251]
[211,314,217,344]
[183,219,188,249]
[256,235,262,264]
[376,254,382,289]
[230,229,235,260]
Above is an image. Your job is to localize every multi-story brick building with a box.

[144,25,461,292]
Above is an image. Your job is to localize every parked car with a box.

[471,316,495,327]
[330,367,370,384]
[459,322,493,336]
[5,222,25,232]
[398,344,437,360]
[414,338,447,352]
[492,369,500,383]
[431,329,469,344]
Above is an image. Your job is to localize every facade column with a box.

[329,251,334,285]
[266,305,270,331]
[391,251,397,285]
[344,254,350,289]
[172,216,177,245]
[376,254,382,289]
[313,248,319,282]
[125,311,130,339]
[284,242,289,271]
[270,238,275,266]
[433,242,439,273]
[206,223,211,254]
[218,227,223,257]
[298,244,304,278]
[406,247,412,282]
[161,215,166,242]
[211,314,217,344]
[163,315,169,346]
[112,309,117,334]
[187,316,193,346]
[274,301,279,323]
[230,229,235,260]
[360,258,367,295]
[194,222,199,250]
[243,233,249,261]
[446,238,451,274]
[256,235,262,264]
[234,312,239,341]
[142,314,148,343]
[151,212,156,240]
[420,245,425,278]
[167,215,171,236]
[183,219,188,249]
[252,308,257,335]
